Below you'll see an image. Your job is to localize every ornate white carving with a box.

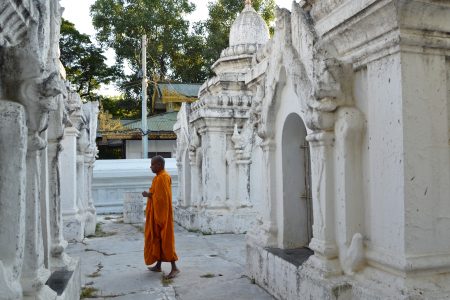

[0,1,85,298]
[342,233,366,275]
[0,0,38,47]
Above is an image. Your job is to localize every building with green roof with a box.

[97,83,201,159]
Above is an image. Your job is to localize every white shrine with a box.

[0,1,98,299]
[60,91,99,241]
[175,0,450,299]
[174,0,270,234]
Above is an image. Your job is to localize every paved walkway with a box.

[67,215,274,300]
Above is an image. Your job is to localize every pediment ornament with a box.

[252,3,353,140]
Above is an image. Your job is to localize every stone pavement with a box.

[66,215,274,300]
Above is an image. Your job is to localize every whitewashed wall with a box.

[92,159,178,214]
[125,140,176,159]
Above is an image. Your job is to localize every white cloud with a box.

[60,0,96,36]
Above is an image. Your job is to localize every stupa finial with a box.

[245,0,252,6]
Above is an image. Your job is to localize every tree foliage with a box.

[91,0,203,83]
[60,19,118,101]
[195,0,276,77]
[100,95,142,119]
[80,0,277,118]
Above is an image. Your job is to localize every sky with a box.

[60,0,294,35]
[59,0,295,95]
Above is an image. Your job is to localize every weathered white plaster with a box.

[60,92,85,242]
[123,193,144,224]
[0,1,85,298]
[177,0,450,298]
[81,101,99,236]
[174,2,269,234]
[59,94,99,241]
[60,126,84,241]
[0,101,27,299]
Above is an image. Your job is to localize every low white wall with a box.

[92,159,178,214]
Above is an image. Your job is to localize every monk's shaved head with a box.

[151,155,165,167]
[150,155,165,174]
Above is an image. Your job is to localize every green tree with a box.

[196,0,276,77]
[60,19,118,101]
[91,0,201,83]
[100,95,142,119]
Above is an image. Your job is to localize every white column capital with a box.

[64,126,80,137]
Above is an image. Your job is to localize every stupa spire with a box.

[245,0,252,6]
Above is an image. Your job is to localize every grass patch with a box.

[86,223,116,238]
[80,287,98,299]
[86,263,104,278]
[200,273,216,278]
[161,275,173,286]
[86,272,101,278]
[85,248,116,256]
[186,228,213,235]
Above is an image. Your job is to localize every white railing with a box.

[92,159,178,214]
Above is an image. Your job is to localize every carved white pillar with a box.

[225,150,236,207]
[60,127,84,241]
[201,128,227,208]
[76,127,89,225]
[334,107,365,273]
[47,140,70,268]
[176,161,185,206]
[189,150,201,208]
[21,137,57,300]
[76,154,86,218]
[39,130,50,269]
[84,152,96,236]
[235,159,252,208]
[47,98,70,270]
[306,131,341,274]
[0,101,27,300]
[248,140,277,247]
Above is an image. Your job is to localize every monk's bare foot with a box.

[148,265,162,272]
[164,269,180,279]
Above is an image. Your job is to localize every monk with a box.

[142,156,179,279]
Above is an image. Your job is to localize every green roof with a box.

[157,83,201,98]
[120,119,138,126]
[123,112,178,132]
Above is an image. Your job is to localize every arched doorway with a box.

[281,113,312,249]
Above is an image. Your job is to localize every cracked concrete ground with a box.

[66,215,274,300]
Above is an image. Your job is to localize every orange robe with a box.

[144,170,178,265]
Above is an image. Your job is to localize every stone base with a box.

[246,243,351,300]
[55,258,81,300]
[175,206,255,234]
[246,243,450,300]
[350,265,450,300]
[0,261,22,300]
[84,211,97,236]
[63,214,85,242]
[23,285,57,300]
[123,192,144,224]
